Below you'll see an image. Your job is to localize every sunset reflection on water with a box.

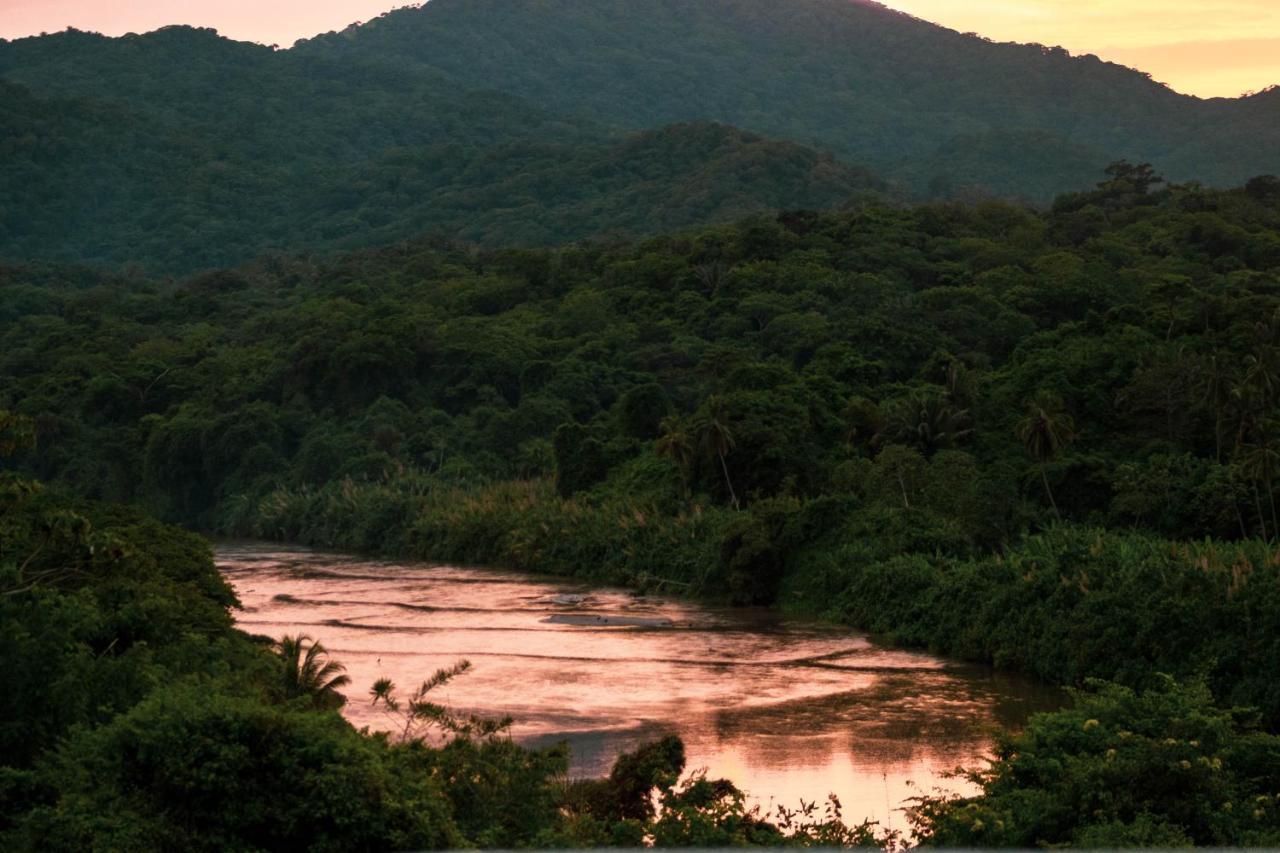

[219,544,1060,825]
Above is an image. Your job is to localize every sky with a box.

[1,0,1278,98]
[888,0,1280,98]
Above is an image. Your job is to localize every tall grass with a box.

[223,474,738,593]
[226,473,1280,723]
[786,523,1280,724]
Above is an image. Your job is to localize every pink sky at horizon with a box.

[1,0,1278,98]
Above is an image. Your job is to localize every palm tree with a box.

[369,660,485,741]
[693,261,727,296]
[1016,393,1076,520]
[1198,352,1232,463]
[277,634,351,709]
[655,415,695,498]
[886,388,972,456]
[1242,350,1278,410]
[1236,426,1279,541]
[696,397,739,509]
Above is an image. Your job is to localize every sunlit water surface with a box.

[218,544,1060,827]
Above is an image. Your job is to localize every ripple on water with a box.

[217,543,1062,823]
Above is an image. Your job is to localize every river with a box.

[217,543,1060,829]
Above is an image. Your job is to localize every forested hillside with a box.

[298,0,1280,195]
[6,151,1280,843]
[6,163,1280,700]
[6,165,1279,534]
[5,2,1280,845]
[3,0,1278,273]
[0,26,881,272]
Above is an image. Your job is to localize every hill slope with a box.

[297,0,1280,194]
[3,1,1278,271]
[0,25,881,272]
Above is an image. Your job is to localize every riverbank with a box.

[222,475,1280,728]
[5,469,914,849]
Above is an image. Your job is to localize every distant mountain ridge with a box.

[1,0,1276,272]
[297,0,1279,193]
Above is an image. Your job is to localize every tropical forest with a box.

[2,0,1280,850]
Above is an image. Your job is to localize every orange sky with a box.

[888,0,1280,98]
[1,0,1277,98]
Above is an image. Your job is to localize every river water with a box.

[217,544,1059,828]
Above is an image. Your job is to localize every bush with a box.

[17,686,464,852]
[913,678,1280,847]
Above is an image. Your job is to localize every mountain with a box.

[0,26,582,270]
[297,0,1280,194]
[2,0,1277,273]
[0,25,881,272]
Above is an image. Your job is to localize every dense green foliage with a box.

[5,165,1280,659]
[5,167,1280,846]
[0,420,886,849]
[0,25,880,272]
[912,678,1280,847]
[7,2,1280,843]
[5,168,1278,536]
[3,0,1279,272]
[1,445,465,848]
[789,526,1280,725]
[298,0,1280,197]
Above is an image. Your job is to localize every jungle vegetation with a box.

[4,147,1280,843]
[298,0,1280,196]
[4,1,1280,847]
[0,424,887,849]
[4,0,1280,273]
[0,21,884,273]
